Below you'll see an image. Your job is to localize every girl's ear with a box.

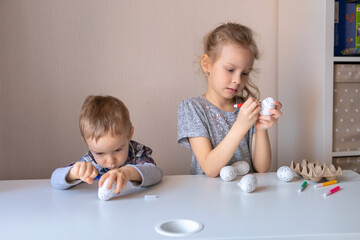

[201,54,212,75]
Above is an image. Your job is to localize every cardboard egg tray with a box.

[290,159,342,182]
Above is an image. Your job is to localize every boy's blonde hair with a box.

[203,22,260,101]
[79,95,132,142]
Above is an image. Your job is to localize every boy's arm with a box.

[50,166,82,190]
[125,141,163,186]
[51,152,96,189]
[126,163,162,187]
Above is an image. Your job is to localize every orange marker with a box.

[314,180,337,188]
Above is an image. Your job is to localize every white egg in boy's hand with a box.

[220,166,237,182]
[260,97,276,115]
[231,161,250,176]
[98,178,120,201]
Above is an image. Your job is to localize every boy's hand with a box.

[67,162,98,184]
[99,167,141,194]
[256,100,283,130]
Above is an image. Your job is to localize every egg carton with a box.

[290,159,342,182]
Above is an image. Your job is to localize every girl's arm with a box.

[252,100,283,172]
[189,98,260,178]
[251,129,271,173]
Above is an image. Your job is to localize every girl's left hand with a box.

[256,100,283,130]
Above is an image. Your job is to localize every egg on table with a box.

[220,166,237,182]
[237,174,257,193]
[277,166,294,182]
[231,161,250,176]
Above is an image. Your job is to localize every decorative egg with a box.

[277,166,294,182]
[220,166,237,181]
[231,161,250,176]
[260,97,275,115]
[98,178,119,201]
[237,174,257,193]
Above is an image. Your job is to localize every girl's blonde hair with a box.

[79,95,132,142]
[203,22,260,101]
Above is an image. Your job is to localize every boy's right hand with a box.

[66,162,98,184]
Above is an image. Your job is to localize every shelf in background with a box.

[332,151,360,157]
[334,56,360,62]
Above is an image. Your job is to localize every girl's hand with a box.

[67,162,98,184]
[236,97,261,131]
[99,167,133,194]
[256,100,283,130]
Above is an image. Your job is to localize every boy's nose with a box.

[107,154,116,163]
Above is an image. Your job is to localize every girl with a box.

[177,22,282,177]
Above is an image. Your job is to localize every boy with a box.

[51,95,162,193]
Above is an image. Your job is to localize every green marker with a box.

[298,181,307,192]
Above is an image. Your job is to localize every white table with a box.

[1,171,360,240]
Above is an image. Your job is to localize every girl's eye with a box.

[226,68,234,72]
[242,72,250,76]
[95,153,103,156]
[115,148,123,152]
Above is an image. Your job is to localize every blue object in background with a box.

[334,0,356,56]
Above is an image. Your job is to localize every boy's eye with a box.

[226,68,234,72]
[115,148,123,152]
[95,152,103,156]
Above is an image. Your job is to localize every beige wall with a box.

[0,0,278,180]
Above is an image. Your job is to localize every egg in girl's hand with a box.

[237,174,257,193]
[260,97,276,115]
[277,166,294,182]
[231,161,250,176]
[220,166,237,181]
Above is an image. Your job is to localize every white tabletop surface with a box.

[1,170,360,240]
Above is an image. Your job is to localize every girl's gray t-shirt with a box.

[177,96,255,175]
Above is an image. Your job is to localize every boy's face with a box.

[86,128,133,169]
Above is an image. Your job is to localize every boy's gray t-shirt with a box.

[177,96,256,175]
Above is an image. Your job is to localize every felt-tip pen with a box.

[324,186,341,197]
[314,180,337,188]
[298,181,307,192]
[234,101,262,108]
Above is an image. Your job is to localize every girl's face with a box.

[205,44,254,102]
